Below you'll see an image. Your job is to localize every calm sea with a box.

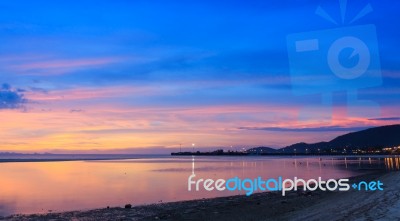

[0,155,397,216]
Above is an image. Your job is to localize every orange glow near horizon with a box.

[1,89,397,153]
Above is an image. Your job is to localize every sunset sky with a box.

[0,0,399,153]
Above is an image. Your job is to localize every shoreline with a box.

[4,170,398,221]
[0,154,397,163]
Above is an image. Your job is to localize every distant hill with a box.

[278,124,400,153]
[173,125,400,156]
[279,142,328,153]
[329,125,400,148]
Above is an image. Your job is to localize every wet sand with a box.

[3,171,398,221]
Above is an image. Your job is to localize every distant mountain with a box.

[278,124,400,153]
[173,125,400,156]
[279,142,328,153]
[329,125,400,148]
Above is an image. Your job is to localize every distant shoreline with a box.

[171,151,395,156]
[0,153,166,163]
[0,153,398,163]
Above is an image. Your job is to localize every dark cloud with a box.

[368,117,400,121]
[30,87,48,94]
[0,83,27,109]
[238,126,370,132]
[70,109,83,113]
[2,83,11,90]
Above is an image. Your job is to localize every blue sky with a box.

[0,0,399,152]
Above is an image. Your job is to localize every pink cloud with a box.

[9,57,125,75]
[26,85,157,101]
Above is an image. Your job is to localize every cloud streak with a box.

[369,117,400,121]
[239,126,371,132]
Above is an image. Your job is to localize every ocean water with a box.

[0,155,396,216]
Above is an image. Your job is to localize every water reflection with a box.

[384,156,400,170]
[0,156,397,216]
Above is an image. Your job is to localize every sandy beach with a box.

[2,170,398,221]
